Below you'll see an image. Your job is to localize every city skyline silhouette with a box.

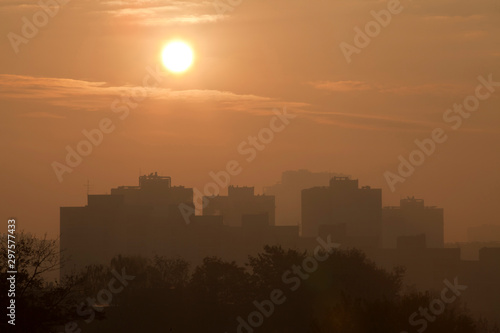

[1,0,500,331]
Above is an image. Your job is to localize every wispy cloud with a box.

[309,80,469,96]
[0,74,308,114]
[308,80,372,92]
[2,75,489,133]
[378,83,469,96]
[18,111,66,119]
[1,0,222,26]
[301,110,438,132]
[93,0,221,26]
[422,14,485,22]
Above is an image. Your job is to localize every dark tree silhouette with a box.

[2,235,497,333]
[0,232,83,332]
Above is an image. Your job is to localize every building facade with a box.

[301,176,382,248]
[203,185,275,226]
[382,197,444,248]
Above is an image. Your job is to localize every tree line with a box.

[0,232,498,333]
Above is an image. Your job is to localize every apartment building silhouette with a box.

[301,176,382,248]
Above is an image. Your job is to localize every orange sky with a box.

[1,0,499,241]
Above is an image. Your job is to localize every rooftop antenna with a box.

[84,180,92,195]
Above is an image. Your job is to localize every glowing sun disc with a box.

[162,41,193,73]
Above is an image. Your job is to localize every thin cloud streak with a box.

[309,80,471,96]
[0,74,308,114]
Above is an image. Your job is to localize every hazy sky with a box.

[1,0,499,241]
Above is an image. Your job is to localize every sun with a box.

[161,41,194,73]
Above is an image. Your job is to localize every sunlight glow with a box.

[161,41,194,73]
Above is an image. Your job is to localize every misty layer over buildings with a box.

[302,177,382,247]
[60,173,299,277]
[60,171,500,325]
[203,185,275,226]
[264,170,344,226]
[383,197,444,248]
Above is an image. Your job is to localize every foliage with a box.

[0,234,497,333]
